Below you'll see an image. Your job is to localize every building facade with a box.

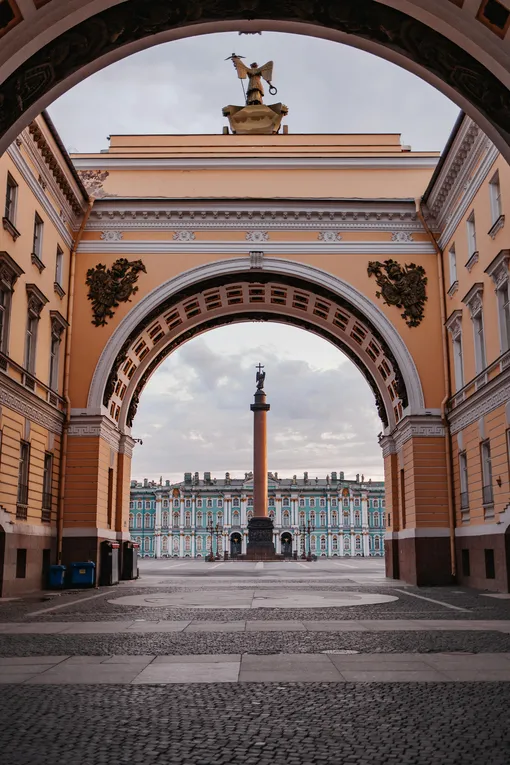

[129,473,385,559]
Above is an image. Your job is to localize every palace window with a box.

[299,511,305,524]
[331,511,338,526]
[268,497,275,506]
[320,535,326,551]
[217,512,223,526]
[137,501,142,509]
[16,441,30,518]
[309,498,315,508]
[207,499,213,508]
[453,331,464,391]
[354,511,361,526]
[374,512,380,527]
[459,452,469,513]
[232,510,240,525]
[196,499,202,508]
[196,536,203,552]
[344,536,350,549]
[217,499,223,508]
[144,513,151,528]
[332,535,338,551]
[25,301,41,375]
[375,536,381,551]
[185,499,191,508]
[343,513,349,526]
[355,535,361,551]
[32,212,44,264]
[489,171,503,224]
[343,498,349,508]
[136,513,142,528]
[373,499,379,508]
[480,440,494,508]
[129,514,134,527]
[207,511,213,524]
[144,538,150,552]
[163,499,168,508]
[496,279,510,353]
[247,496,253,506]
[129,501,134,510]
[311,536,316,550]
[232,497,240,507]
[269,509,275,520]
[331,498,337,508]
[185,511,191,526]
[319,498,325,508]
[448,244,458,286]
[4,173,18,223]
[173,512,179,528]
[185,536,191,552]
[354,498,360,507]
[42,452,53,521]
[162,511,169,527]
[299,498,305,507]
[55,245,64,289]
[173,498,179,508]
[282,510,290,527]
[282,497,290,507]
[196,511,203,527]
[473,310,487,374]
[320,512,326,527]
[145,501,150,509]
[310,511,316,525]
[247,510,253,521]
[162,536,168,552]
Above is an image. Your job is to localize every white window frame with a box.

[459,451,469,511]
[489,171,502,224]
[467,211,477,257]
[473,311,487,374]
[448,245,457,286]
[5,173,18,223]
[32,212,44,260]
[480,440,493,506]
[55,245,64,287]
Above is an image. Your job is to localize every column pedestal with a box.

[246,516,275,559]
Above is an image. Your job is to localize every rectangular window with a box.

[55,245,64,286]
[467,211,477,256]
[473,312,486,373]
[42,452,52,521]
[461,549,470,577]
[459,451,469,513]
[5,173,17,223]
[497,281,510,354]
[32,213,44,260]
[16,549,27,579]
[453,334,464,391]
[489,171,502,223]
[49,331,60,391]
[484,548,496,580]
[0,286,11,354]
[24,312,38,375]
[107,467,114,527]
[17,440,30,518]
[448,245,457,285]
[481,440,494,507]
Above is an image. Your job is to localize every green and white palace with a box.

[129,472,385,559]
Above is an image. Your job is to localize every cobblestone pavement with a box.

[1,683,510,764]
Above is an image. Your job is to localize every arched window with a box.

[173,498,180,508]
[197,536,203,551]
[319,498,325,508]
[232,510,240,525]
[162,499,168,508]
[173,537,179,553]
[207,511,213,524]
[309,498,315,508]
[196,499,203,509]
[374,512,379,527]
[207,499,213,508]
[299,498,305,507]
[375,536,381,551]
[185,536,191,552]
[354,498,360,507]
[218,536,223,553]
[135,537,142,546]
[206,535,212,551]
[247,496,253,506]
[185,499,191,508]
[331,511,338,526]
[282,497,290,507]
[332,535,338,551]
[282,510,290,527]
[173,512,179,528]
[185,511,191,527]
[373,499,379,508]
[233,497,240,507]
[343,498,349,508]
[269,509,275,520]
[196,511,203,527]
[320,512,326,527]
[137,501,142,509]
[310,511,316,525]
[311,536,316,550]
[247,510,253,521]
[144,513,151,528]
[344,536,350,549]
[136,513,142,528]
[217,512,223,526]
[144,537,150,552]
[300,536,305,553]
[320,535,326,551]
[217,499,223,508]
[268,497,275,506]
[354,511,360,526]
[145,500,151,509]
[355,535,361,550]
[343,513,349,527]
[129,501,134,510]
[129,514,134,528]
[162,536,168,552]
[331,498,337,508]
[162,511,169,528]
[299,511,305,524]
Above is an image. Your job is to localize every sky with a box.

[48,31,460,484]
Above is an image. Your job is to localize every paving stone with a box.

[153,654,241,664]
[0,656,68,664]
[133,662,239,684]
[340,670,448,682]
[24,666,141,684]
[245,621,305,631]
[185,622,246,632]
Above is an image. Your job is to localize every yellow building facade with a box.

[0,109,509,594]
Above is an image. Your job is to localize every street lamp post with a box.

[300,521,315,561]
[206,519,218,562]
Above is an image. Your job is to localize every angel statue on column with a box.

[228,55,276,106]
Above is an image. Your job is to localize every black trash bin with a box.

[122,541,139,580]
[100,540,120,586]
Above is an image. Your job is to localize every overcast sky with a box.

[49,32,459,484]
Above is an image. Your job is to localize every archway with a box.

[281,532,293,558]
[2,1,510,159]
[230,533,242,559]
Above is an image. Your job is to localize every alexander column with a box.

[246,364,275,559]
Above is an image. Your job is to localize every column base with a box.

[245,516,276,560]
[385,531,454,586]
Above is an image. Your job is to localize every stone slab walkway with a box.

[2,652,510,683]
[1,618,510,633]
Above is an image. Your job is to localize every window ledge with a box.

[465,251,479,272]
[488,214,505,239]
[2,217,21,241]
[447,280,459,298]
[53,281,66,299]
[31,252,45,273]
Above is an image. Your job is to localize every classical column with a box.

[246,364,275,559]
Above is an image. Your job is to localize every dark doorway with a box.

[230,533,242,559]
[281,532,292,558]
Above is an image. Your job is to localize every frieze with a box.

[100,230,123,242]
[0,372,64,435]
[68,415,121,450]
[391,232,414,242]
[448,369,510,435]
[392,416,445,453]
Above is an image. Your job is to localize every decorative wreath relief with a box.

[390,231,414,242]
[172,230,196,242]
[246,231,269,242]
[367,259,427,328]
[100,230,123,242]
[86,258,147,327]
[318,231,342,242]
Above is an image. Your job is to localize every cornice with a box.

[448,365,510,435]
[0,370,64,434]
[7,144,74,247]
[85,200,423,233]
[68,414,121,450]
[390,415,445,453]
[72,156,438,171]
[28,122,84,216]
[77,240,436,256]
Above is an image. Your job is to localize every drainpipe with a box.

[415,199,456,578]
[56,198,94,564]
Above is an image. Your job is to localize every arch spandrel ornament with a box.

[87,258,426,435]
[1,1,510,157]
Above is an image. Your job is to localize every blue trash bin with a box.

[69,561,96,587]
[48,564,66,589]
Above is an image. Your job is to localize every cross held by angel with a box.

[227,55,277,106]
[256,363,266,390]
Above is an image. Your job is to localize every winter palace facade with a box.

[129,472,385,559]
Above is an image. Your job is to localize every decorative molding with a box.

[488,214,505,239]
[119,434,135,458]
[26,283,49,316]
[0,370,64,434]
[100,230,123,242]
[50,310,68,336]
[249,251,264,270]
[391,415,445,453]
[30,251,45,273]
[246,230,269,242]
[485,249,510,289]
[462,282,484,318]
[465,250,479,272]
[77,240,436,256]
[367,259,428,327]
[447,280,459,298]
[445,309,463,340]
[0,250,24,288]
[2,216,20,241]
[448,366,510,434]
[172,230,196,242]
[68,414,121,450]
[378,434,396,458]
[318,231,342,242]
[391,231,414,242]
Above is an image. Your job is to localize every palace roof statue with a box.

[223,54,288,136]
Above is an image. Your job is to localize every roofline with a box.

[41,109,89,202]
[422,110,466,203]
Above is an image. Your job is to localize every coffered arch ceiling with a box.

[2,1,510,157]
[88,258,426,435]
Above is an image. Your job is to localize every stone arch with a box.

[2,2,510,158]
[88,257,425,434]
